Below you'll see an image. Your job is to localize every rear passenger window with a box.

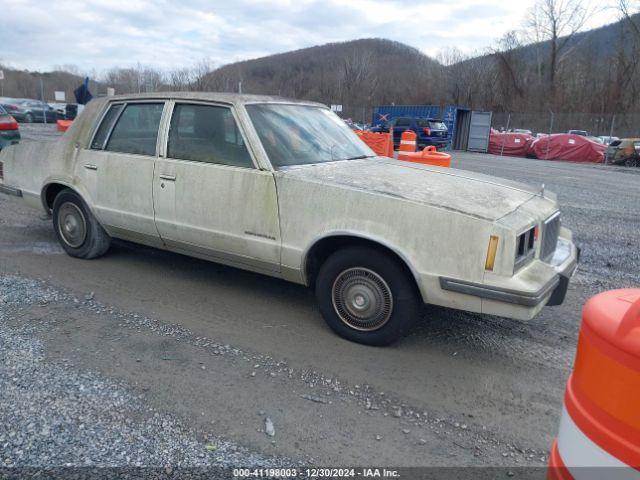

[395,118,410,127]
[105,103,164,156]
[91,104,124,150]
[167,103,254,168]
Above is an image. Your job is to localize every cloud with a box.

[0,0,619,75]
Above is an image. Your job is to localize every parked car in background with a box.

[47,102,85,120]
[598,136,619,145]
[370,122,390,133]
[0,105,20,150]
[65,103,84,120]
[0,92,578,346]
[344,120,367,131]
[588,136,604,144]
[389,117,449,149]
[1,99,59,123]
[606,138,640,167]
[511,128,533,135]
[568,129,588,136]
[49,102,70,119]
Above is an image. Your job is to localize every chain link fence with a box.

[491,112,640,139]
[334,105,375,125]
[333,106,640,140]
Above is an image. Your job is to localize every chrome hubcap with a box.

[57,202,87,248]
[332,267,393,331]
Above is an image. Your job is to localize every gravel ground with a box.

[0,275,292,473]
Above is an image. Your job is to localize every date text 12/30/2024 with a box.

[233,468,401,478]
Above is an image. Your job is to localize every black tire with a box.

[52,189,111,259]
[624,157,638,167]
[315,246,422,346]
[24,113,34,123]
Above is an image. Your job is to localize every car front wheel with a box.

[52,189,111,259]
[315,246,421,346]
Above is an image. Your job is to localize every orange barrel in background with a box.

[397,130,416,158]
[56,119,73,132]
[398,146,452,168]
[548,289,640,479]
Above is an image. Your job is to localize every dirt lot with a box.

[1,125,639,471]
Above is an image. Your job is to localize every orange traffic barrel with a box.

[398,130,416,156]
[398,146,452,167]
[548,289,640,479]
[56,119,73,132]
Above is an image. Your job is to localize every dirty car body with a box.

[0,92,579,345]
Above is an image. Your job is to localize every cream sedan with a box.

[0,93,578,345]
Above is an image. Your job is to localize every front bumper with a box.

[418,140,448,148]
[0,184,23,197]
[439,237,579,317]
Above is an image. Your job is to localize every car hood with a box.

[277,157,553,221]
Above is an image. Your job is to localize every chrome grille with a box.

[541,213,561,261]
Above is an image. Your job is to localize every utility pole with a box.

[238,81,242,94]
[40,76,47,125]
[545,110,554,160]
[605,115,616,165]
[500,113,511,157]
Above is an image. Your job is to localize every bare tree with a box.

[619,0,640,36]
[525,0,593,102]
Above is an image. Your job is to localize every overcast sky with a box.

[0,0,620,74]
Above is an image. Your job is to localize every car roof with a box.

[103,91,326,108]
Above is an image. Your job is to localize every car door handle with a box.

[159,174,176,181]
[84,164,98,170]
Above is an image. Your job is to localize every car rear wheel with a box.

[316,246,421,346]
[52,189,111,259]
[624,157,638,167]
[24,113,34,123]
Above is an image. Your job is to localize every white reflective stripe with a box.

[400,140,416,145]
[557,406,640,479]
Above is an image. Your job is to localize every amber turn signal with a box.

[485,235,499,271]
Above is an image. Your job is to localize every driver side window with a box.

[167,103,254,168]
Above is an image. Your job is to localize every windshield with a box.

[246,103,374,168]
